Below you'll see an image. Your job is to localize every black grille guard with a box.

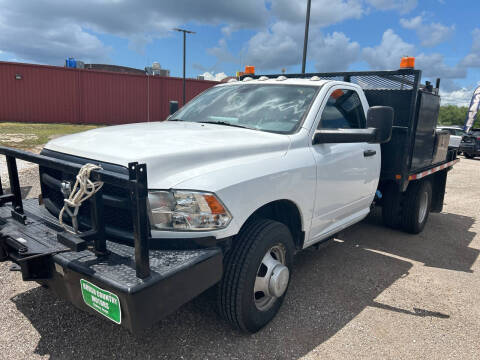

[0,146,151,279]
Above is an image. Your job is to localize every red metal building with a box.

[0,61,217,125]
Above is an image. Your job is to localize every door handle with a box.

[363,149,377,157]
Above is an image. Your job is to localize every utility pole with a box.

[301,0,312,74]
[173,28,196,105]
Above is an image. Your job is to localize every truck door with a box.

[308,86,380,244]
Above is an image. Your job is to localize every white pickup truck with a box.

[0,68,459,333]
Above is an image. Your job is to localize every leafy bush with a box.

[438,105,469,126]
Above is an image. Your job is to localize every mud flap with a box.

[431,170,447,213]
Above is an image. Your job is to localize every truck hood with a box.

[44,121,291,189]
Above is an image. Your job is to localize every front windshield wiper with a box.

[198,121,252,130]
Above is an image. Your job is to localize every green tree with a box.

[438,105,469,126]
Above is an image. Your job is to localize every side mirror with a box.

[312,105,394,145]
[169,100,179,115]
[367,106,393,144]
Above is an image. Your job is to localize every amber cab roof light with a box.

[244,65,255,75]
[400,56,415,69]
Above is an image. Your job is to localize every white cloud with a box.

[362,29,415,70]
[311,32,360,71]
[366,0,418,13]
[207,39,236,64]
[460,28,480,68]
[361,29,473,107]
[362,29,464,78]
[244,22,304,70]
[201,72,228,81]
[399,16,423,29]
[440,87,474,107]
[416,53,466,79]
[0,18,111,64]
[244,21,360,72]
[0,0,268,65]
[224,0,365,72]
[271,0,364,27]
[200,38,238,74]
[400,16,454,47]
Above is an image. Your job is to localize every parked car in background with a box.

[437,126,464,150]
[460,128,480,159]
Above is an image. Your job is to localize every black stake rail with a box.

[0,146,151,279]
[240,69,421,81]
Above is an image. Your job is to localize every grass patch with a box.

[0,122,102,149]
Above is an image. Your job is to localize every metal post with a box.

[6,156,23,214]
[301,0,312,74]
[128,162,150,279]
[173,28,196,106]
[183,31,186,106]
[90,189,107,254]
[0,161,15,207]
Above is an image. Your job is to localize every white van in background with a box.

[437,126,465,150]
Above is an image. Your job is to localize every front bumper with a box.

[0,200,223,333]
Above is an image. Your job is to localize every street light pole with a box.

[301,0,312,74]
[173,28,196,106]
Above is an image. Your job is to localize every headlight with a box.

[148,190,232,231]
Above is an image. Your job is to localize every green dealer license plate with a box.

[80,279,121,324]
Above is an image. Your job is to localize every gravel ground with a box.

[0,157,479,360]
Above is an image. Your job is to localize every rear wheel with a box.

[464,153,475,159]
[217,219,294,333]
[401,180,432,234]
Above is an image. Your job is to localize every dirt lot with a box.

[0,157,478,360]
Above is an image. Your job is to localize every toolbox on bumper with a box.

[0,201,223,332]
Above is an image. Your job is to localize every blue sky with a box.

[0,0,479,105]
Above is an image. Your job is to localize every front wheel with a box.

[217,219,294,333]
[464,153,475,159]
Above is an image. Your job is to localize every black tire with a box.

[401,180,432,234]
[382,182,404,229]
[217,219,294,333]
[464,153,475,159]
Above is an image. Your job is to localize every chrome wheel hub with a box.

[254,244,289,311]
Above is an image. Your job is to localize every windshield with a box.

[171,84,319,133]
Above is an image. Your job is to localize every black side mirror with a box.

[169,100,179,115]
[367,106,393,143]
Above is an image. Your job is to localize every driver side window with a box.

[318,89,366,130]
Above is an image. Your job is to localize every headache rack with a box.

[243,69,452,185]
[0,146,151,279]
